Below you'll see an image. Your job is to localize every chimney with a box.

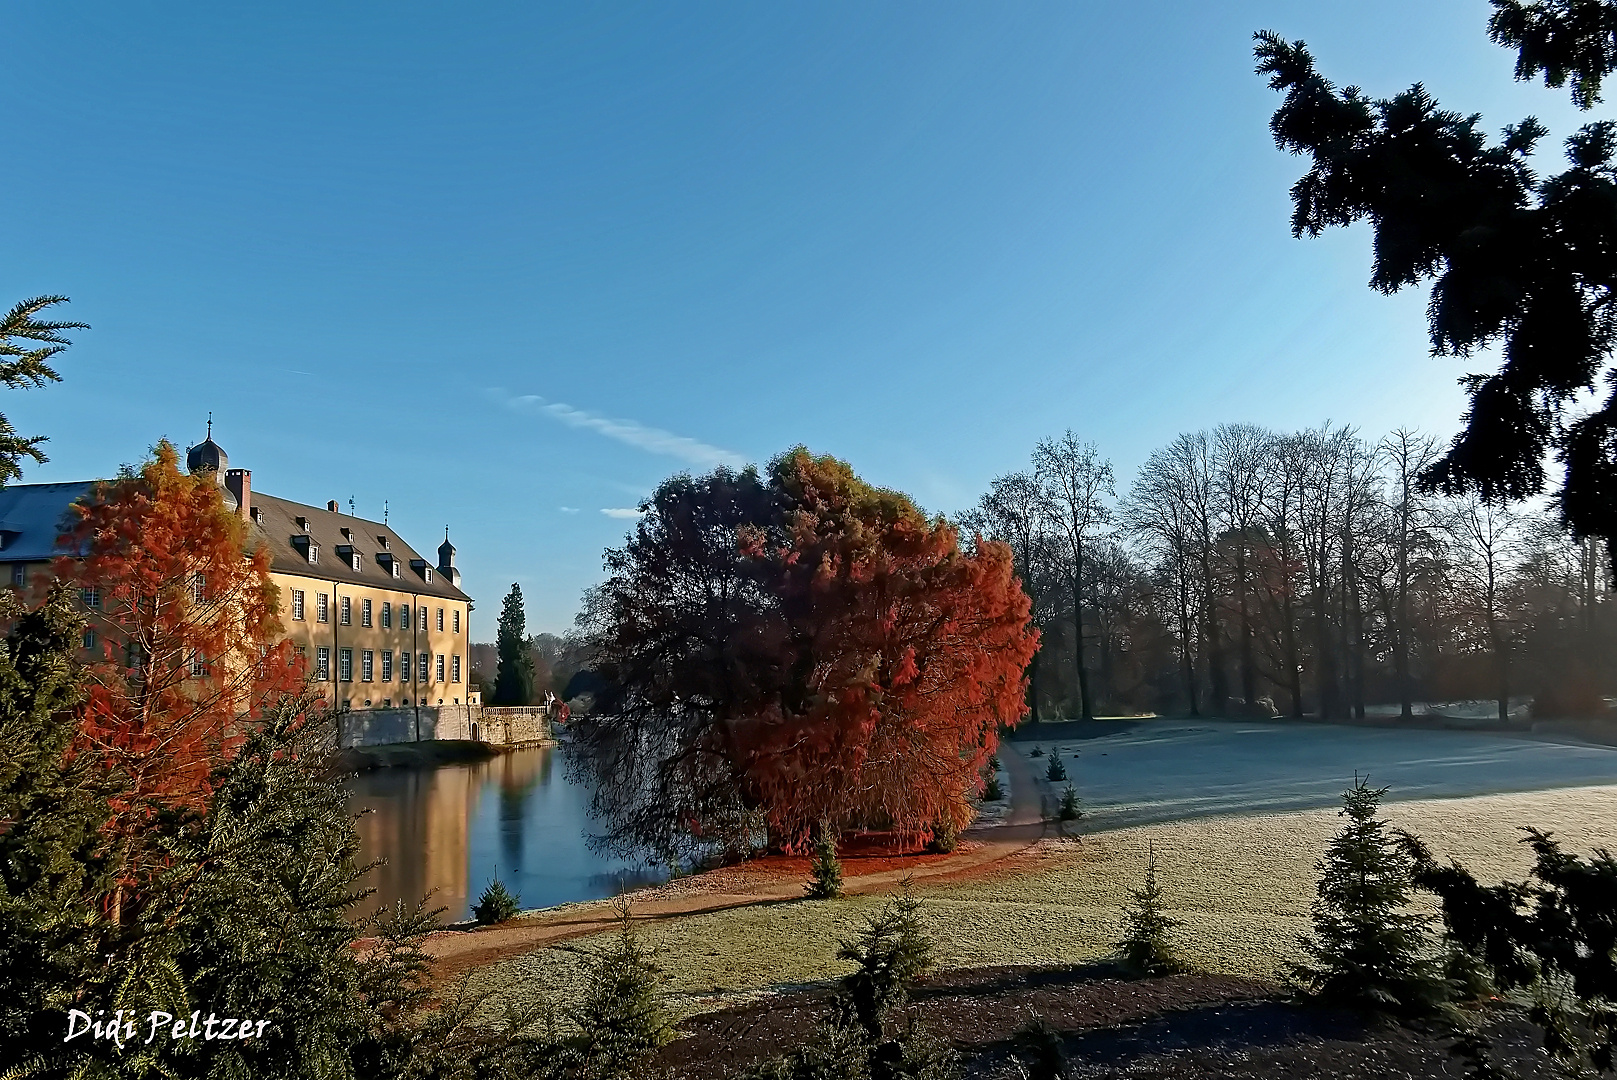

[327,500,339,513]
[225,469,251,523]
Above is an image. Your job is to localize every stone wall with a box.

[479,706,552,745]
[332,703,550,748]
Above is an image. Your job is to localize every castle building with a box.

[0,430,474,715]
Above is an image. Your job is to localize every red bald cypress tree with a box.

[55,441,304,900]
[575,449,1037,858]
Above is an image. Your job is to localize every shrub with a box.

[982,774,1005,802]
[559,899,674,1080]
[747,884,957,1080]
[807,823,845,899]
[1291,778,1447,1016]
[988,755,1001,772]
[1116,845,1183,977]
[474,875,523,925]
[1057,786,1083,822]
[1044,755,1067,782]
[1402,826,1617,1073]
[1029,746,1043,757]
[925,820,958,854]
[1009,1016,1066,1080]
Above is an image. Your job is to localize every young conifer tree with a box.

[1116,844,1183,977]
[806,822,844,899]
[1292,777,1446,1015]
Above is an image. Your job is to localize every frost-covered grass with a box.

[467,784,1617,1019]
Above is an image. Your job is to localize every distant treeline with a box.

[961,425,1613,722]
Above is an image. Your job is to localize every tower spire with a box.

[206,412,212,440]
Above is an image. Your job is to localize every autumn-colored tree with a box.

[572,449,1036,859]
[55,441,304,899]
[733,450,1037,848]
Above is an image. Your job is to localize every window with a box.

[340,596,351,625]
[191,573,206,604]
[80,586,101,610]
[362,650,374,682]
[351,551,362,572]
[291,589,306,620]
[424,567,433,583]
[381,650,393,681]
[381,602,391,628]
[419,652,430,682]
[339,648,353,682]
[315,647,330,681]
[10,564,25,587]
[400,651,410,681]
[435,654,445,682]
[362,598,372,627]
[436,608,444,631]
[451,654,461,683]
[307,544,319,565]
[419,606,427,633]
[317,593,329,623]
[399,604,411,631]
[388,559,401,578]
[82,629,97,651]
[191,651,209,678]
[453,609,460,633]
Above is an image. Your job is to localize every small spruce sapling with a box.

[1116,844,1183,977]
[561,898,674,1080]
[806,822,844,899]
[1029,746,1043,758]
[1057,786,1082,822]
[1045,755,1067,782]
[1291,777,1446,1016]
[983,772,1005,802]
[474,874,521,925]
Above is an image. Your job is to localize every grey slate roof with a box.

[0,481,98,561]
[0,482,470,603]
[248,492,470,602]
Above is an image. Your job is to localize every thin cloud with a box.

[600,507,644,519]
[558,506,581,514]
[491,388,745,468]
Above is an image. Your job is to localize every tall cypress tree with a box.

[492,584,535,707]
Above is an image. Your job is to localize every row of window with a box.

[290,591,460,633]
[306,647,461,685]
[296,542,436,584]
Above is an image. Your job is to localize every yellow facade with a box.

[273,571,472,709]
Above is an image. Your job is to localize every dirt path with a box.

[420,742,1053,985]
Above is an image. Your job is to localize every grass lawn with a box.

[466,784,1617,1020]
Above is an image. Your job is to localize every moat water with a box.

[343,744,661,924]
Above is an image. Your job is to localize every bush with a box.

[982,774,1005,802]
[1291,778,1446,1016]
[1402,826,1617,1073]
[1044,755,1067,782]
[807,824,845,899]
[925,819,958,854]
[1057,786,1083,822]
[474,875,522,925]
[1028,746,1043,757]
[748,884,957,1080]
[559,899,674,1080]
[1116,845,1183,977]
[1009,1016,1066,1080]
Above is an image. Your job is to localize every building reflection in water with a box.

[345,745,657,923]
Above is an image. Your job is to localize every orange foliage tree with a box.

[572,448,1037,859]
[55,442,304,890]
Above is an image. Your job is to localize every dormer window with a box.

[410,558,432,583]
[309,544,319,565]
[293,536,318,564]
[341,528,353,541]
[377,535,390,549]
[352,552,362,571]
[377,552,401,578]
[336,544,362,572]
[296,516,310,532]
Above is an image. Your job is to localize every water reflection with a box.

[345,746,661,923]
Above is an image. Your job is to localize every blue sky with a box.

[4,2,1594,635]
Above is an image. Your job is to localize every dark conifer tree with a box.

[1255,5,1617,581]
[1292,779,1447,1016]
[493,583,535,707]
